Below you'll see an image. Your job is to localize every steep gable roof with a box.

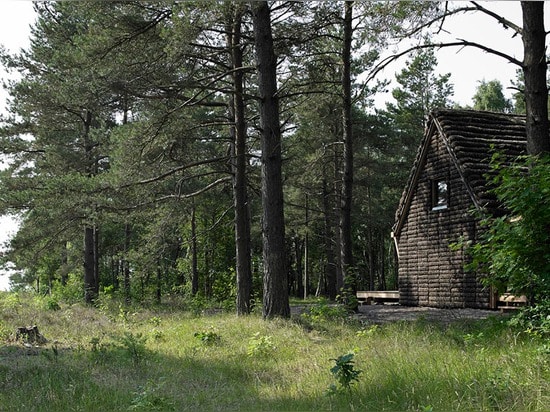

[393,109,527,237]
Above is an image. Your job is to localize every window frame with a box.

[431,178,449,211]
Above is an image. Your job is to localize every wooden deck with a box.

[356,291,399,305]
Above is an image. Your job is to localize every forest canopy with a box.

[0,1,546,317]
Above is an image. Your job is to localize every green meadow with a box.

[0,292,548,411]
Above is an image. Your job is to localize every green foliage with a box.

[508,301,550,338]
[468,155,550,301]
[0,293,549,411]
[129,378,174,411]
[328,352,362,394]
[115,332,148,365]
[0,291,21,311]
[193,327,221,346]
[336,286,359,313]
[43,296,61,311]
[51,274,84,304]
[472,79,512,112]
[247,332,276,358]
[301,302,348,324]
[356,324,380,338]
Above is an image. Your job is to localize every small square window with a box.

[431,179,448,210]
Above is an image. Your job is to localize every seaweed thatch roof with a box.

[393,109,527,237]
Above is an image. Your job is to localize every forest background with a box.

[0,1,544,315]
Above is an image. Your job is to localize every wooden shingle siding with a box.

[393,110,527,309]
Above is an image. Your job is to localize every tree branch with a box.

[364,40,522,87]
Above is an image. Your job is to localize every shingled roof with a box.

[393,109,527,237]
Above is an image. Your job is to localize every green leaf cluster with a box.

[469,155,550,301]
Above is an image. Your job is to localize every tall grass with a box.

[0,291,548,411]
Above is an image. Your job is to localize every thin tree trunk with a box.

[83,109,98,304]
[322,178,338,300]
[156,260,162,305]
[123,223,131,305]
[339,1,357,307]
[60,241,69,286]
[84,226,96,304]
[252,1,290,319]
[521,1,550,155]
[227,6,253,315]
[191,200,199,296]
[302,194,309,299]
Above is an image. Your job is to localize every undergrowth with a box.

[0,291,548,411]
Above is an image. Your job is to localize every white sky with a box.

[0,1,545,290]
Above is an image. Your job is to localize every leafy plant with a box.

[247,332,276,357]
[129,378,174,411]
[44,296,61,311]
[468,154,550,301]
[194,327,221,346]
[116,332,148,365]
[301,302,348,323]
[508,300,550,337]
[356,324,379,337]
[328,352,362,394]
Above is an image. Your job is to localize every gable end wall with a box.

[397,132,490,309]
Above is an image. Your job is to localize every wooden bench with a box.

[498,294,527,312]
[356,291,399,305]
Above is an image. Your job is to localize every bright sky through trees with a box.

[0,1,545,290]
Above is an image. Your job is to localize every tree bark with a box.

[84,226,96,304]
[339,1,357,306]
[252,1,290,319]
[191,200,199,296]
[227,6,253,315]
[83,109,98,304]
[322,178,338,300]
[123,223,131,305]
[521,1,550,155]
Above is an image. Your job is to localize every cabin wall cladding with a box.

[394,109,527,310]
[397,131,488,308]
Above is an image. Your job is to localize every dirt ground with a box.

[354,304,504,325]
[292,303,506,325]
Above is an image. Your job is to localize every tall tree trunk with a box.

[84,226,96,304]
[191,200,199,296]
[339,1,357,307]
[60,241,69,286]
[322,178,338,300]
[252,1,290,319]
[227,6,253,315]
[156,260,162,305]
[333,148,344,291]
[83,110,98,303]
[123,223,131,305]
[302,194,308,299]
[521,1,550,155]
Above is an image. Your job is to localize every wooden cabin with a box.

[392,109,527,309]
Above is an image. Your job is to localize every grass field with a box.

[0,292,548,411]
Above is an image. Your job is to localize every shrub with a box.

[468,154,550,302]
[327,352,362,394]
[247,332,276,357]
[115,332,148,365]
[194,327,221,346]
[508,300,550,337]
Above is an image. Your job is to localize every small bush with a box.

[247,332,276,357]
[509,301,550,337]
[301,302,348,323]
[469,154,550,300]
[115,332,148,365]
[327,352,362,394]
[129,378,174,411]
[194,327,221,346]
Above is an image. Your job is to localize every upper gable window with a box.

[431,179,448,211]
